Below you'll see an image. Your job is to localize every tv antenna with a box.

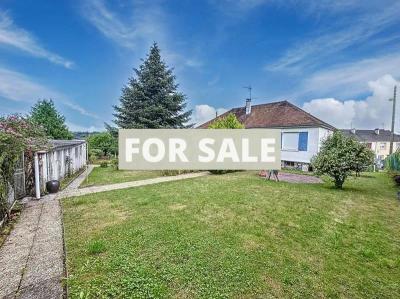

[243,85,252,100]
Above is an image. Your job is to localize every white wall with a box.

[37,143,87,191]
[280,127,333,164]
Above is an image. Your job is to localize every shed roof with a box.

[198,100,335,130]
[49,139,86,150]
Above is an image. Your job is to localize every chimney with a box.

[374,128,380,135]
[351,128,356,134]
[245,99,251,115]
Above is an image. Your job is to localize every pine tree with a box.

[30,99,73,140]
[113,43,192,128]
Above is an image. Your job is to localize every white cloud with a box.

[0,67,98,119]
[299,53,400,98]
[302,74,400,131]
[81,0,202,70]
[82,0,163,49]
[192,104,228,126]
[66,122,103,132]
[266,1,400,72]
[0,11,74,69]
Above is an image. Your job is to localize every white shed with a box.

[34,139,87,198]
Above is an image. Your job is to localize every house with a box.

[199,100,335,170]
[341,128,400,164]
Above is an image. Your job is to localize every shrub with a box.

[100,161,108,168]
[312,131,374,188]
[110,158,118,170]
[208,113,243,174]
[89,149,102,162]
[209,113,244,129]
[209,170,235,175]
[384,151,400,186]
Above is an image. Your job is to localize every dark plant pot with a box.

[46,180,60,193]
[394,175,400,186]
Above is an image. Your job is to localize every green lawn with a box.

[63,172,400,298]
[80,166,163,187]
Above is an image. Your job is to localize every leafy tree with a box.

[353,141,375,176]
[208,113,244,129]
[311,131,374,188]
[30,99,73,140]
[87,132,117,158]
[113,42,192,129]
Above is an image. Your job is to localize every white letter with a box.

[143,138,165,163]
[242,138,258,162]
[169,138,188,162]
[126,138,140,162]
[261,138,275,162]
[198,138,215,162]
[217,138,240,162]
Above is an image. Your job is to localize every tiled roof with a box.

[341,129,400,142]
[198,100,335,130]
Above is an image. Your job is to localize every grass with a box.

[79,166,163,188]
[63,171,400,298]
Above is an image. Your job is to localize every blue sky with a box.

[1,0,400,131]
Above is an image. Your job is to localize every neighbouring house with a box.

[341,128,400,166]
[11,139,87,203]
[199,100,335,170]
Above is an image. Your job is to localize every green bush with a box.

[87,132,117,157]
[208,113,243,174]
[89,149,102,162]
[312,131,374,188]
[209,113,244,129]
[100,161,108,168]
[209,170,236,175]
[110,158,118,170]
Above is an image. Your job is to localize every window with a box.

[380,143,386,150]
[281,132,308,151]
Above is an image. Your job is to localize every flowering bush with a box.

[0,115,48,219]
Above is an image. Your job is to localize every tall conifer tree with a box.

[113,43,192,128]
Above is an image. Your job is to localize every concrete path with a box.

[0,168,208,298]
[0,195,64,299]
[63,165,97,191]
[58,171,209,199]
[0,166,96,299]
